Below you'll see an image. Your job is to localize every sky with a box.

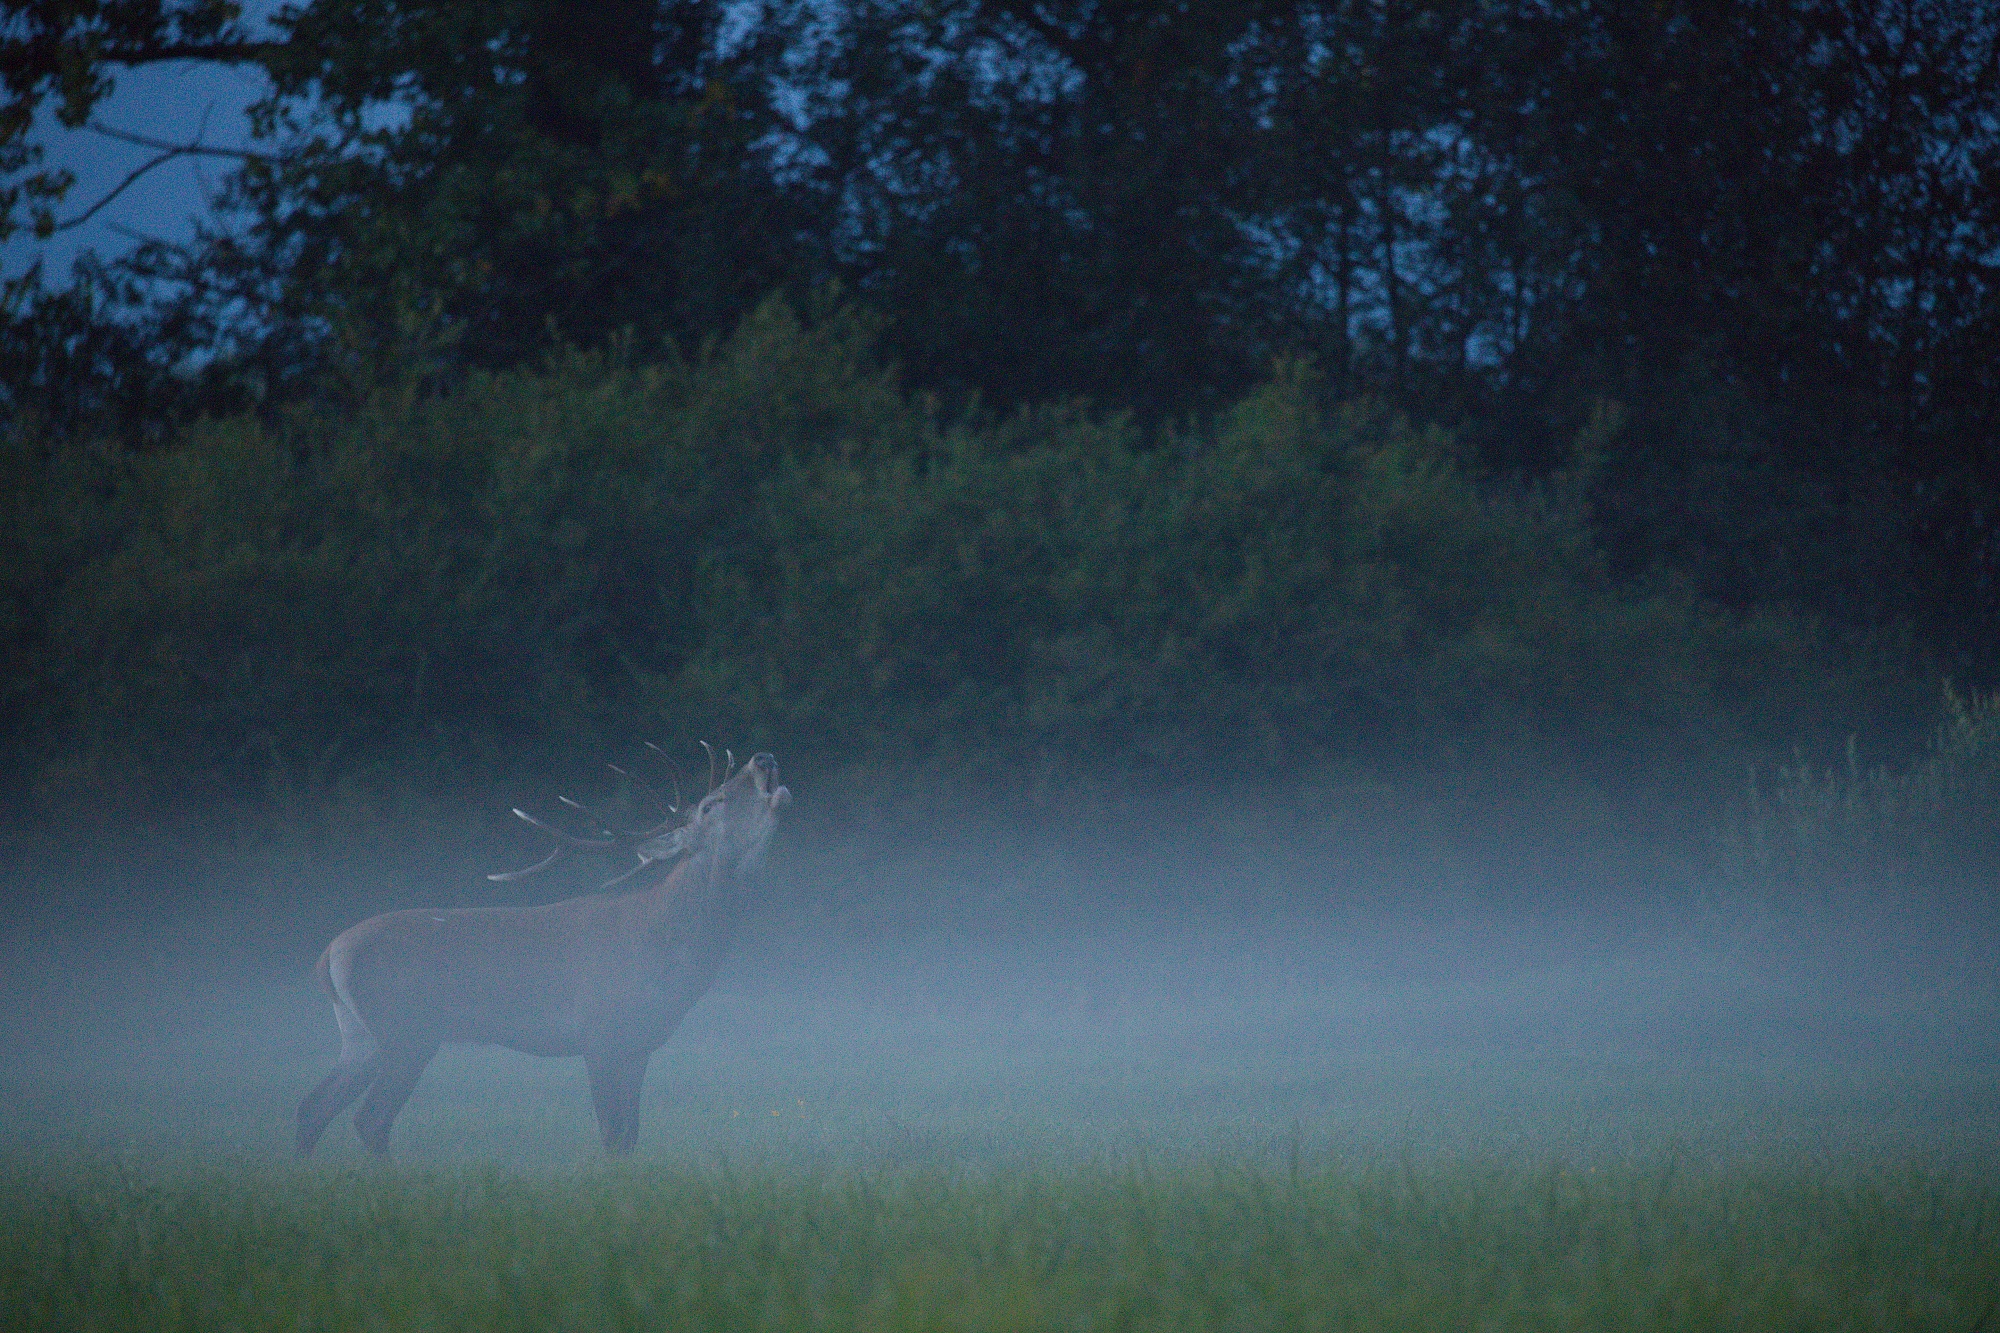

[3,57,271,283]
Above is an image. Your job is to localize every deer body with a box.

[296,751,787,1158]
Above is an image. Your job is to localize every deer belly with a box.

[353,914,587,1051]
[428,962,680,1054]
[423,982,585,1052]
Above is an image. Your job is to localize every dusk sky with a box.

[4,56,268,281]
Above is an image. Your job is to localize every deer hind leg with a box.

[353,1044,437,1156]
[296,1056,378,1156]
[297,999,380,1157]
[585,1051,650,1156]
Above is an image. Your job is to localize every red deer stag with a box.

[297,748,790,1157]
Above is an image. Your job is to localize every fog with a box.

[3,817,1995,1173]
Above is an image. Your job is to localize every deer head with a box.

[639,750,790,875]
[489,746,790,887]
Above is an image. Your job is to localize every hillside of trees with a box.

[2,1,1995,877]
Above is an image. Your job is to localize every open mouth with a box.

[749,752,790,808]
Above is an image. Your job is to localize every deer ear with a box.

[640,824,694,862]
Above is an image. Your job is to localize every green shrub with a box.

[4,297,1897,832]
[686,359,1812,806]
[1718,687,2000,903]
[0,431,122,775]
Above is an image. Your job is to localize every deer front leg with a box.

[585,1051,650,1155]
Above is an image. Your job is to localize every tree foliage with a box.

[1,0,1994,818]
[5,299,1882,820]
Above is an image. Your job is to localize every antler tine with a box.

[607,762,677,816]
[486,804,611,881]
[556,793,638,841]
[512,806,615,849]
[605,763,683,838]
[599,858,656,889]
[700,740,717,793]
[487,845,564,882]
[724,748,736,781]
[644,742,685,812]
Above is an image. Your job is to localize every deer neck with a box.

[635,844,738,950]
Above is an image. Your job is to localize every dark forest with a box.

[5,2,1998,848]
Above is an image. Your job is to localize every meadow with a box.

[1,833,1996,1331]
[8,1150,1996,1331]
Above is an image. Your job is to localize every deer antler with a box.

[489,740,735,885]
[485,842,564,883]
[487,807,612,882]
[644,742,687,812]
[604,764,676,816]
[488,787,686,886]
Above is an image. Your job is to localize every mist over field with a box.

[6,1,2000,1324]
[4,774,1998,1327]
[5,815,1994,1171]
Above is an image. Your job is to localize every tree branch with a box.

[87,121,277,162]
[48,122,276,233]
[49,146,184,232]
[95,41,281,68]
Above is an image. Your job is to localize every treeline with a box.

[0,300,1916,828]
[1,2,1994,842]
[6,2,1998,665]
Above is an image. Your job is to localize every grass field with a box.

[6,1152,1996,1331]
[2,857,1996,1330]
